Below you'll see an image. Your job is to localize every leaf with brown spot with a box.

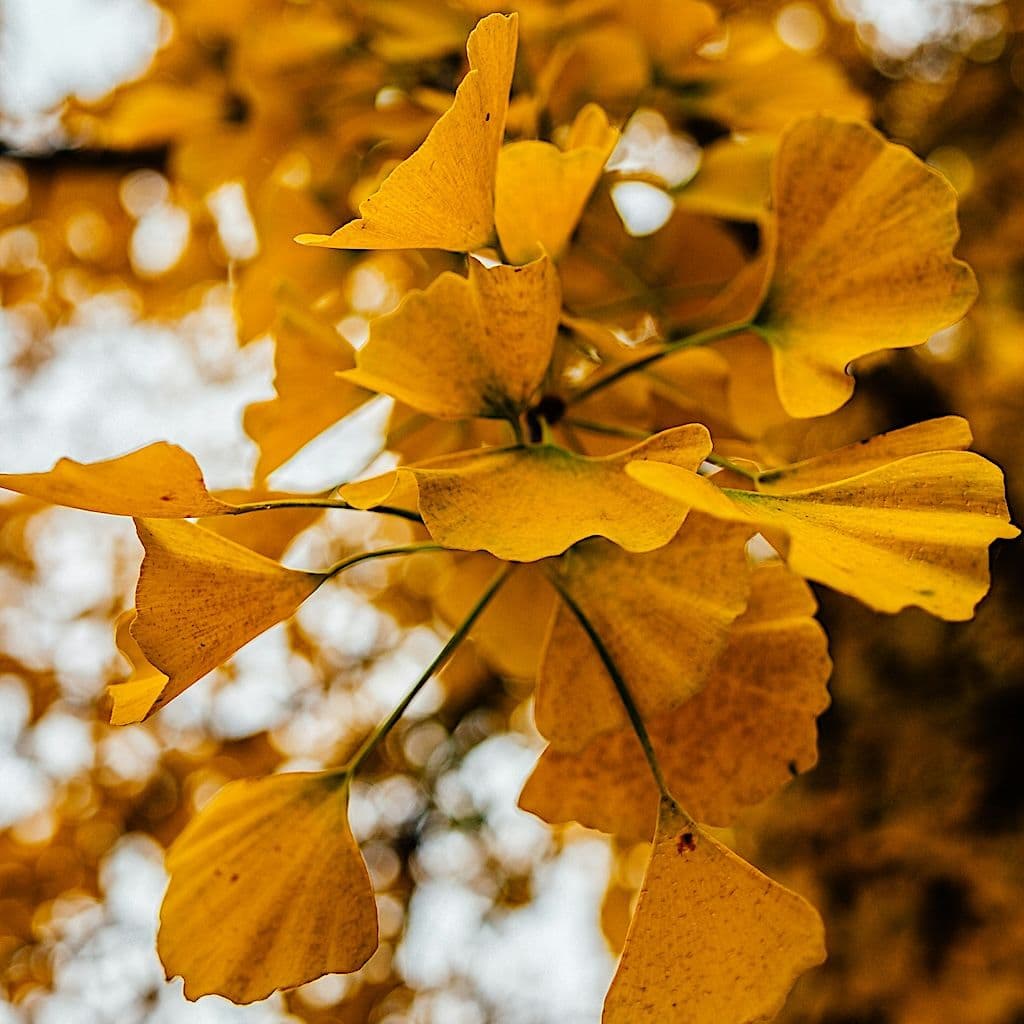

[602,799,825,1024]
[129,520,325,717]
[159,771,377,1003]
[0,444,233,518]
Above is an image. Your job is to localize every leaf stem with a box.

[550,579,673,803]
[568,320,751,406]
[344,562,515,776]
[322,542,444,582]
[229,497,423,524]
[564,418,653,441]
[704,453,759,482]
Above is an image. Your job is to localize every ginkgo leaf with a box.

[159,771,377,1003]
[0,444,234,517]
[494,104,619,264]
[107,609,168,726]
[296,13,517,252]
[521,564,831,838]
[754,117,978,417]
[244,305,368,480]
[535,513,753,751]
[628,450,1019,620]
[130,520,326,716]
[755,416,974,493]
[602,799,825,1024]
[342,425,712,561]
[431,555,554,679]
[674,135,772,222]
[342,255,560,419]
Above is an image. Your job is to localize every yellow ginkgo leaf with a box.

[0,443,233,518]
[159,771,377,1003]
[674,134,773,223]
[296,13,517,252]
[755,416,973,493]
[342,255,560,419]
[603,799,825,1024]
[535,513,753,751]
[130,520,326,717]
[107,610,168,727]
[628,449,1019,620]
[244,305,368,480]
[678,20,870,132]
[431,555,554,679]
[754,117,978,417]
[521,564,831,838]
[494,104,619,264]
[342,425,712,561]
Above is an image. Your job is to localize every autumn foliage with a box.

[2,2,1024,1022]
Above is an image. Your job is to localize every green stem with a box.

[550,579,673,802]
[322,542,443,581]
[229,497,423,524]
[564,418,653,441]
[344,562,515,776]
[704,453,759,482]
[569,320,751,406]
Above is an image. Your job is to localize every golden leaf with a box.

[342,425,712,561]
[521,564,831,838]
[343,255,560,419]
[755,117,978,417]
[534,513,753,751]
[296,13,517,252]
[159,771,377,1003]
[494,104,619,264]
[107,610,168,727]
[130,520,325,717]
[603,799,825,1024]
[629,448,1019,620]
[244,305,367,480]
[0,444,233,517]
[755,416,974,493]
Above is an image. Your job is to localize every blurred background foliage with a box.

[0,1,1022,1022]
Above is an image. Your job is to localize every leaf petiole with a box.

[568,320,751,406]
[550,579,673,803]
[229,497,423,524]
[343,562,515,777]
[704,453,759,482]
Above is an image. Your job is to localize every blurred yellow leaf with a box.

[342,425,712,561]
[629,449,1018,619]
[129,520,325,717]
[343,255,560,419]
[603,798,826,1024]
[494,104,618,264]
[521,563,831,838]
[534,513,753,751]
[755,117,978,417]
[0,444,233,517]
[159,771,377,1003]
[244,305,368,480]
[297,13,517,251]
[674,135,773,223]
